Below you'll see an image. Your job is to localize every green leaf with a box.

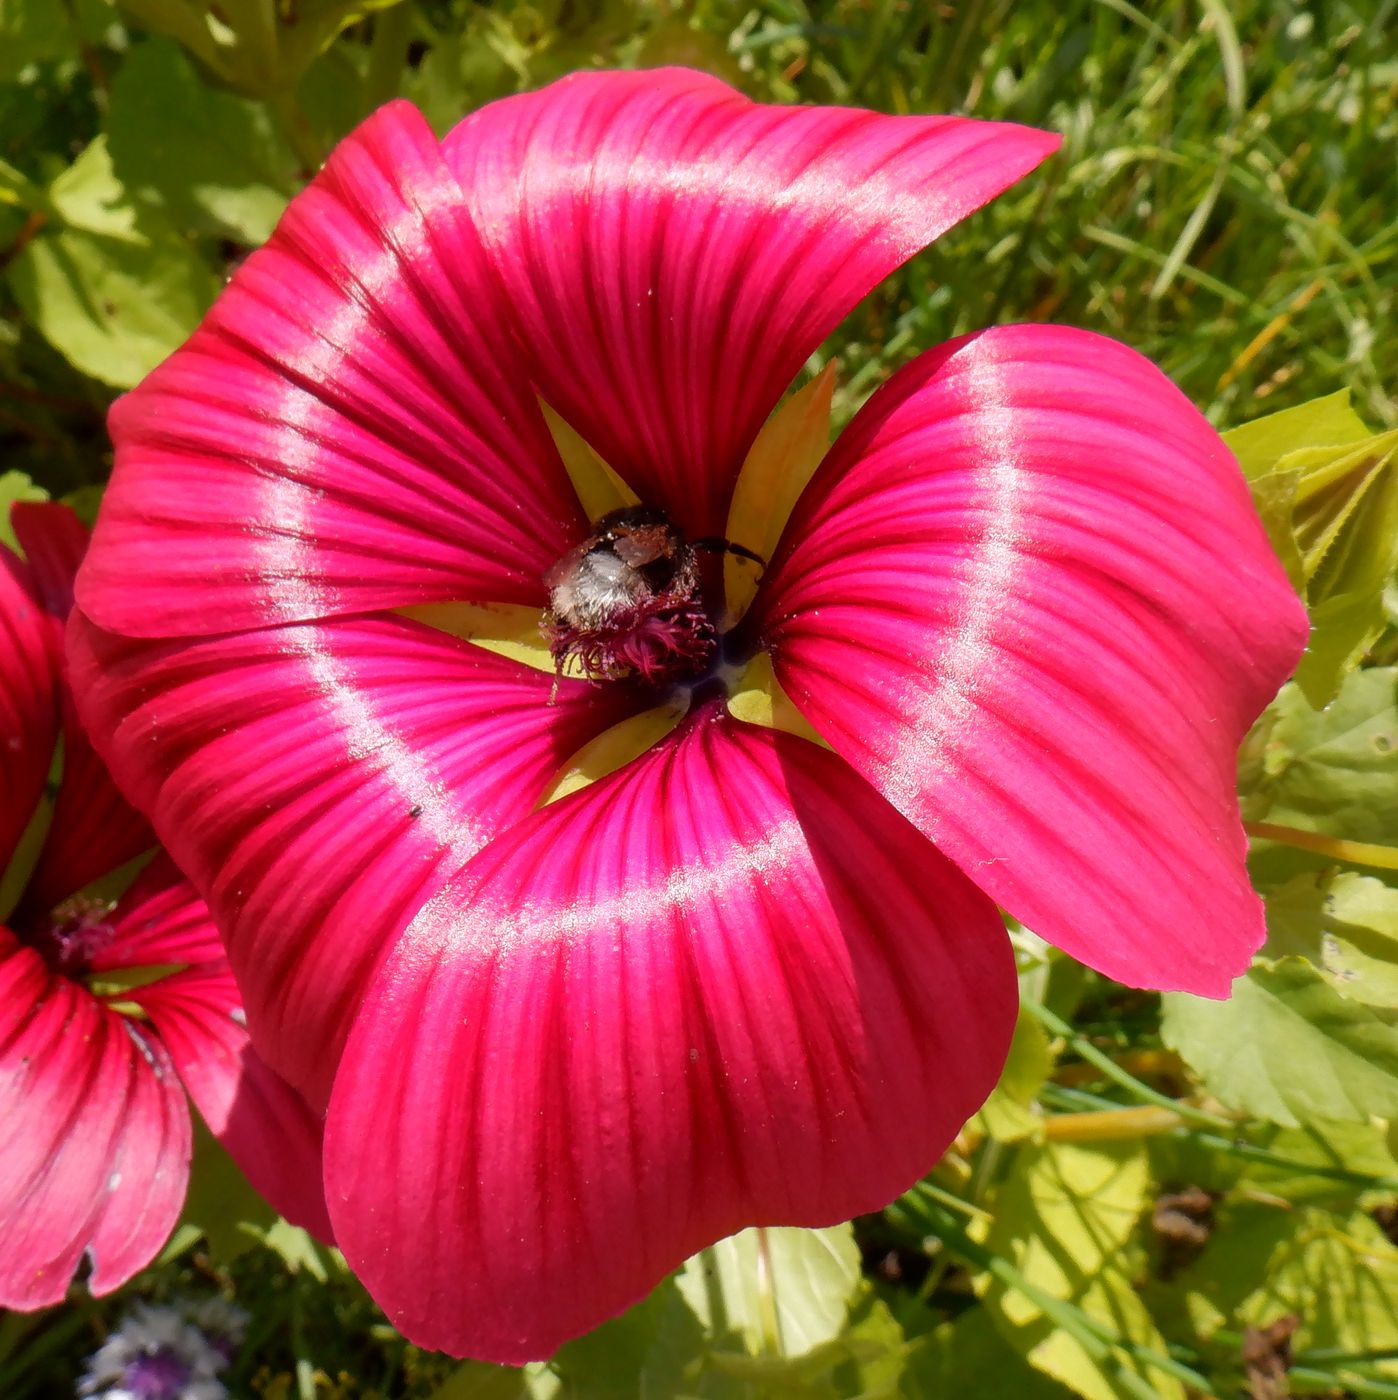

[908,1303,1077,1399]
[980,1142,1184,1400]
[47,136,146,242]
[112,0,409,96]
[0,469,46,550]
[1236,1209,1398,1374]
[0,0,72,81]
[1225,391,1398,705]
[177,1115,276,1264]
[971,1006,1055,1142]
[1225,390,1371,480]
[676,1225,863,1359]
[107,39,299,245]
[1241,668,1398,887]
[1162,957,1398,1126]
[8,220,218,387]
[1265,870,1398,1008]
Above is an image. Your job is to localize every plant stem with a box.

[1040,1083,1398,1190]
[272,91,326,177]
[1244,821,1398,872]
[1023,998,1234,1130]
[753,1227,784,1357]
[893,1197,1214,1399]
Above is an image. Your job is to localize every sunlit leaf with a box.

[971,1006,1054,1143]
[1240,668,1398,887]
[677,1225,863,1360]
[1265,870,1398,1008]
[107,38,298,244]
[1237,1209,1398,1376]
[1226,392,1398,705]
[0,468,46,550]
[1162,957,1398,1127]
[7,220,218,387]
[980,1142,1184,1400]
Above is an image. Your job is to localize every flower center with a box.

[543,506,720,687]
[23,894,116,979]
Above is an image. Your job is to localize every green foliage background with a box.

[1,2,1396,1397]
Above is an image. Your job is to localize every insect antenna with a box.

[692,537,766,569]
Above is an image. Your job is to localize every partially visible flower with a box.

[0,503,329,1309]
[183,1297,247,1366]
[78,1301,229,1400]
[70,73,1308,1361]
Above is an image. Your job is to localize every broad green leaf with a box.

[908,1303,1077,1399]
[1224,390,1370,478]
[1018,1272,1184,1400]
[113,0,409,96]
[1225,391,1398,705]
[1162,957,1398,1126]
[107,39,299,244]
[0,469,46,550]
[548,1276,706,1399]
[48,136,146,243]
[176,1115,275,1264]
[1237,1209,1398,1374]
[8,221,218,386]
[1144,1200,1296,1341]
[1241,669,1398,889]
[980,1142,1183,1400]
[971,1006,1054,1142]
[1265,870,1398,1008]
[985,1141,1149,1310]
[1257,1117,1398,1202]
[0,0,71,81]
[677,1225,862,1359]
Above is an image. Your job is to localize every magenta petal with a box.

[135,959,332,1242]
[325,705,1015,1362]
[7,505,154,916]
[89,854,226,973]
[10,502,87,621]
[0,931,189,1307]
[754,325,1309,995]
[0,550,56,877]
[78,100,584,638]
[69,611,633,1105]
[444,69,1059,537]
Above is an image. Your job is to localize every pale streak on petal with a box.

[437,818,807,957]
[254,230,414,625]
[885,354,1023,817]
[277,621,486,864]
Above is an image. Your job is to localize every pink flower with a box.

[0,502,328,1309]
[68,72,1307,1360]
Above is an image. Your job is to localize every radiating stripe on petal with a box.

[79,101,584,639]
[0,550,56,881]
[752,325,1309,996]
[89,855,225,973]
[69,611,634,1105]
[136,957,331,1242]
[0,931,189,1307]
[444,68,1059,538]
[325,703,1015,1362]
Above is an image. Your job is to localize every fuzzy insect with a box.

[543,506,761,685]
